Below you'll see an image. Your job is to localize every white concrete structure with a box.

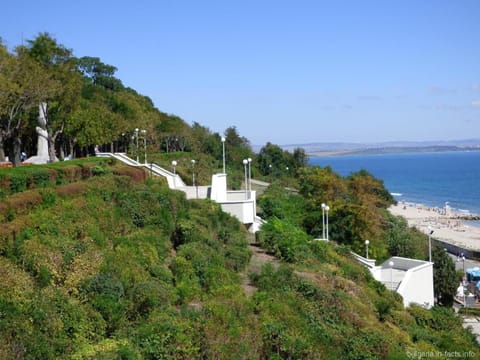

[26,103,53,164]
[96,153,264,232]
[370,256,434,308]
[351,252,377,269]
[210,173,261,229]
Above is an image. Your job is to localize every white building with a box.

[369,256,434,308]
[352,253,434,308]
[210,173,264,232]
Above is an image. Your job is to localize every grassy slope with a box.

[0,167,477,359]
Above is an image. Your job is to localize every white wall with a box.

[397,263,434,308]
[220,198,256,224]
[368,257,434,309]
[210,174,227,202]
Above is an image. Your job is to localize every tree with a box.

[223,126,252,167]
[298,166,347,204]
[292,147,308,170]
[347,170,394,208]
[386,214,427,259]
[257,142,286,176]
[25,32,82,162]
[432,246,457,306]
[257,143,307,178]
[155,113,190,153]
[76,56,123,90]
[0,43,54,165]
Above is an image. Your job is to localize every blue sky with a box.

[2,0,479,145]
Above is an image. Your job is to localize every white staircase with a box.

[97,152,263,231]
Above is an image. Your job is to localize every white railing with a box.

[96,152,262,229]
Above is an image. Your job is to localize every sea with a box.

[309,151,480,217]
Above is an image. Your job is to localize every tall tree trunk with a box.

[48,132,57,163]
[59,142,65,161]
[69,138,76,160]
[12,136,21,167]
[0,133,6,162]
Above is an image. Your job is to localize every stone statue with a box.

[25,103,52,164]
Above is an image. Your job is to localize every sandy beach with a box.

[389,202,480,251]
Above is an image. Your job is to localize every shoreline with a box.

[307,147,480,158]
[389,202,480,252]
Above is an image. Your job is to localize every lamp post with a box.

[457,253,466,283]
[141,129,147,164]
[172,160,177,174]
[248,157,252,193]
[191,159,196,186]
[325,205,330,240]
[243,159,248,199]
[221,136,226,174]
[134,128,139,163]
[389,261,394,290]
[191,159,197,198]
[321,203,326,239]
[428,226,434,262]
[365,240,370,259]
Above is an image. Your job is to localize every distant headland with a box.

[276,139,480,157]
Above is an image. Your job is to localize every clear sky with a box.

[2,0,479,146]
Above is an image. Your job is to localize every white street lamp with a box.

[134,128,139,163]
[248,157,252,193]
[457,253,466,283]
[365,240,370,259]
[172,160,177,174]
[191,159,196,186]
[321,203,326,240]
[389,261,394,290]
[141,129,147,164]
[221,136,226,174]
[325,205,330,240]
[428,226,434,262]
[243,159,248,199]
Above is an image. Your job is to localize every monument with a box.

[25,103,52,164]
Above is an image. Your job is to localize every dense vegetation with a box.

[0,160,476,359]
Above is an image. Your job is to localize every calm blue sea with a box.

[309,151,480,216]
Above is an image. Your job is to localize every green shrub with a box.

[374,299,393,322]
[9,173,27,193]
[4,205,15,222]
[129,280,176,318]
[31,169,51,188]
[257,217,310,262]
[133,312,202,359]
[92,165,111,176]
[86,272,127,334]
[40,188,58,207]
